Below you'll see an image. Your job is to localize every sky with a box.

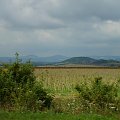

[0,0,120,57]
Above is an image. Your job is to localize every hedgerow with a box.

[75,77,120,114]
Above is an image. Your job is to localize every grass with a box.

[0,111,119,120]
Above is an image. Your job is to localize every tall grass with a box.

[35,68,120,115]
[35,68,120,96]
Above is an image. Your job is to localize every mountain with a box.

[0,55,69,64]
[91,56,120,61]
[1,55,120,67]
[93,59,120,66]
[61,57,96,64]
[21,55,69,63]
[0,57,15,63]
[60,57,120,67]
[38,55,69,62]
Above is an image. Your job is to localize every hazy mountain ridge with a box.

[0,55,69,63]
[0,55,120,67]
[91,56,120,61]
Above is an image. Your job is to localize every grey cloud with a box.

[0,0,65,30]
[50,0,120,22]
[0,0,120,57]
[1,0,120,30]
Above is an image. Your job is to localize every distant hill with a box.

[61,57,96,64]
[20,55,69,63]
[1,55,120,67]
[91,56,120,61]
[0,55,69,65]
[59,57,120,67]
[0,57,15,63]
[39,55,69,63]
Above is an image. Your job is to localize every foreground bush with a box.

[0,53,52,111]
[75,77,120,114]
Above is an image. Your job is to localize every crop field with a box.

[35,68,120,96]
[1,65,120,119]
[34,68,120,115]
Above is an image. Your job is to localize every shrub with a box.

[75,77,120,113]
[0,53,52,111]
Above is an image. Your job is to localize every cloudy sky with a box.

[0,0,120,57]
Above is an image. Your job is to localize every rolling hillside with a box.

[1,55,120,67]
[60,57,120,67]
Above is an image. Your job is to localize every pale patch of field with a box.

[35,68,120,96]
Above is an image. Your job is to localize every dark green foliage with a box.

[0,53,52,111]
[75,77,120,113]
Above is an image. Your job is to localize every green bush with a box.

[0,53,52,111]
[75,77,120,114]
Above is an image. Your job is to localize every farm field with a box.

[1,66,120,119]
[35,68,120,96]
[34,68,120,116]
